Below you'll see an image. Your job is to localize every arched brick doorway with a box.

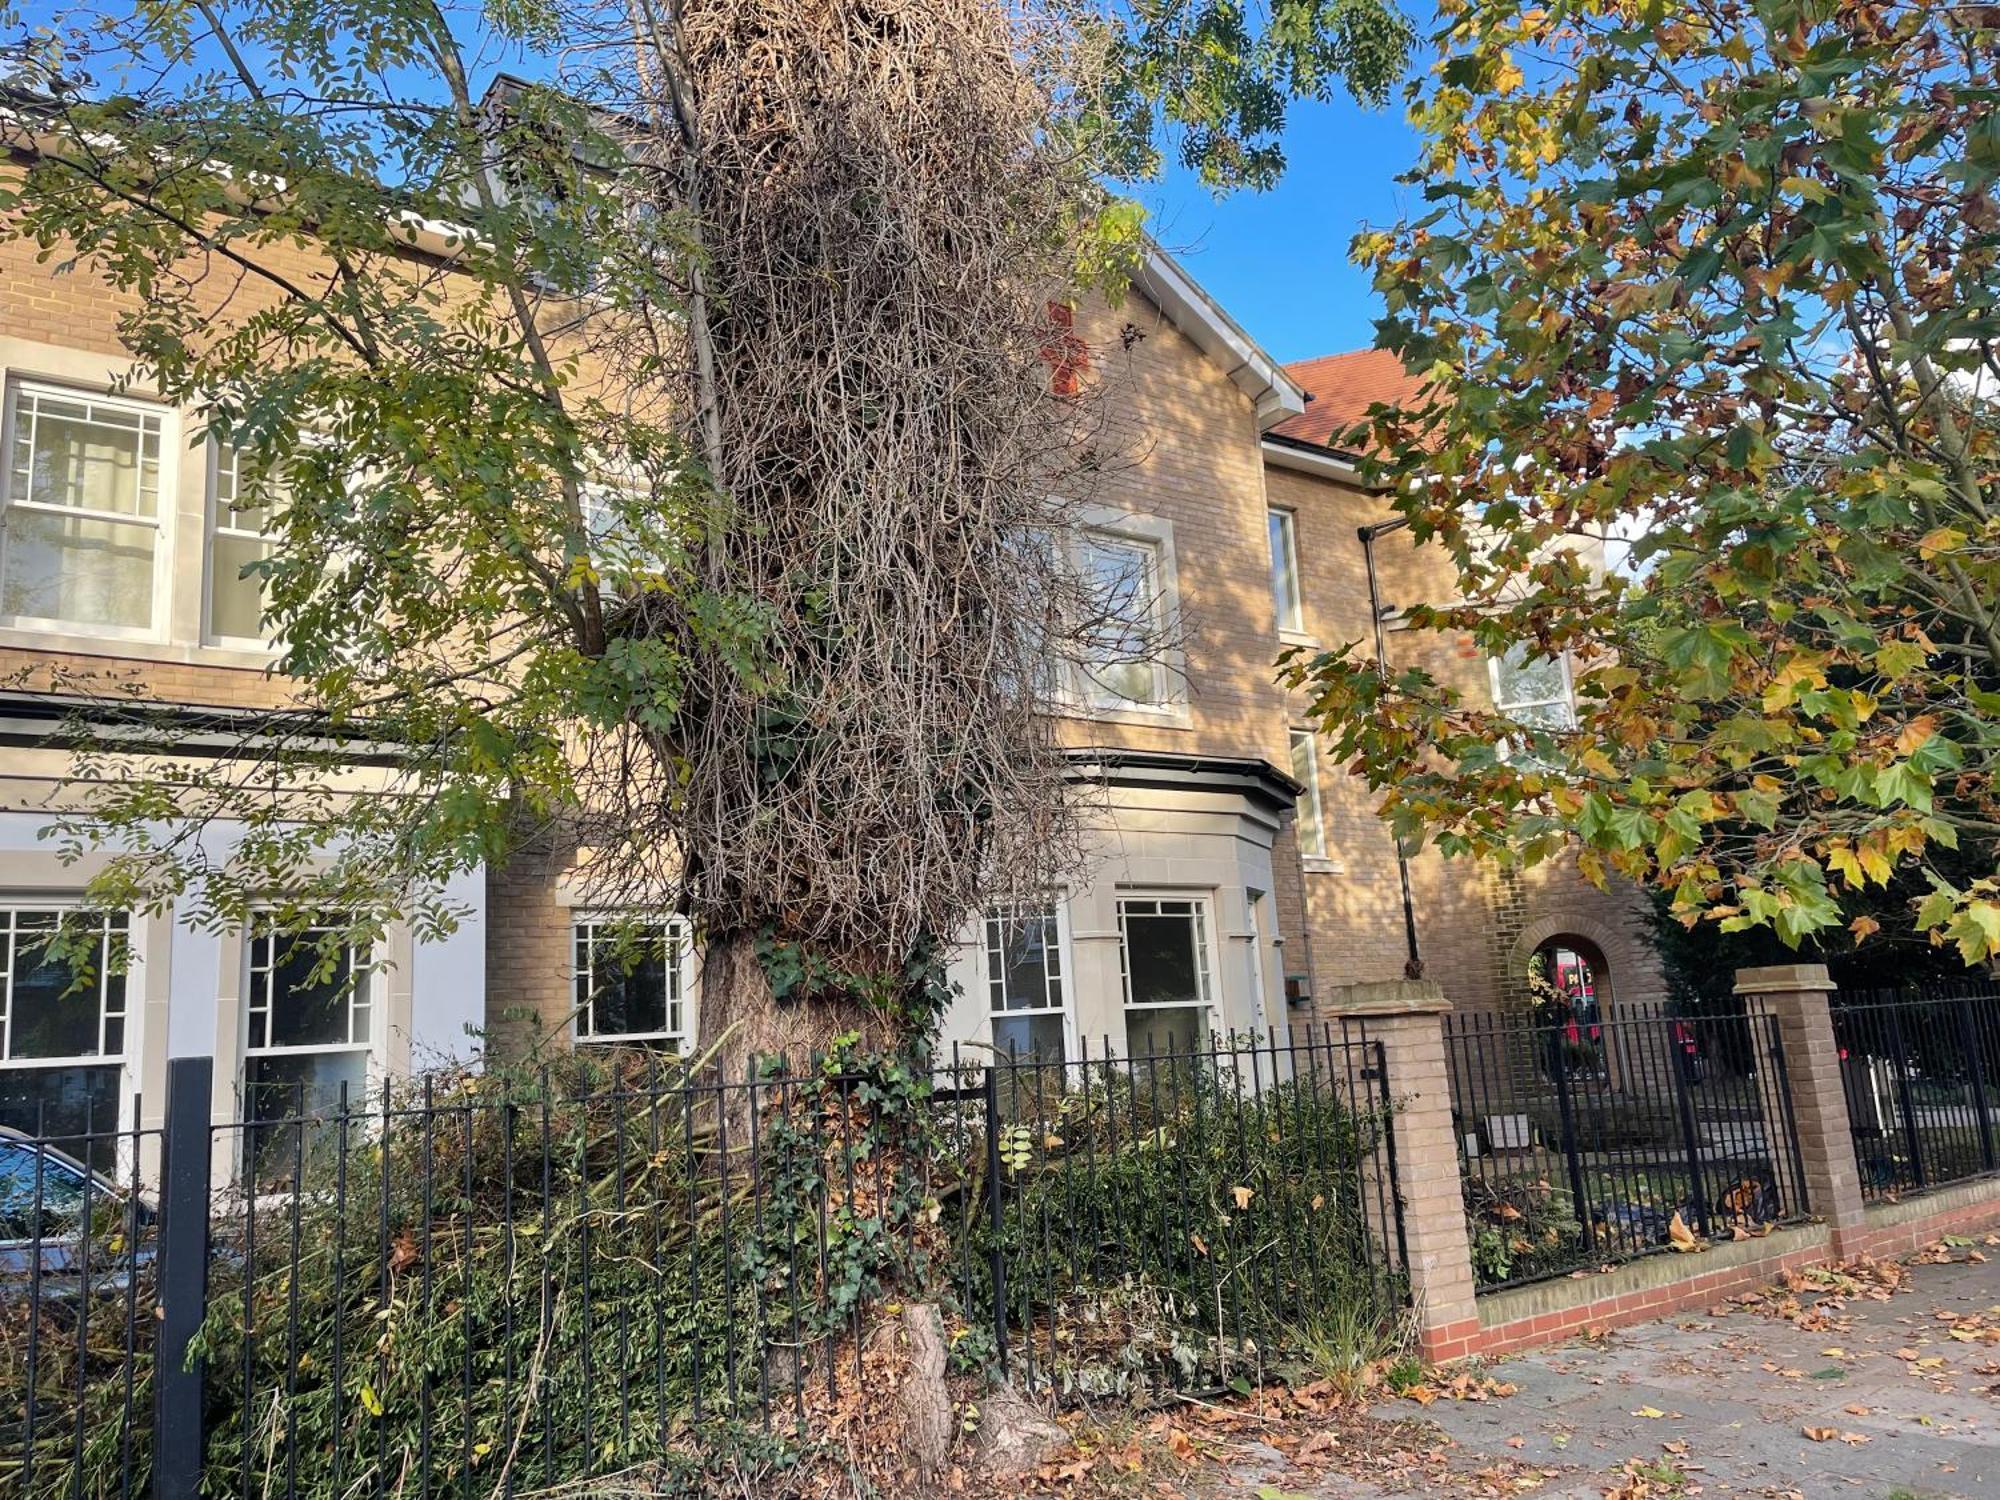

[1507,911,1659,1028]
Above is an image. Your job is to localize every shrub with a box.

[947,1057,1405,1394]
[1462,1174,1582,1286]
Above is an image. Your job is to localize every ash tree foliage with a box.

[1290,0,2000,963]
[0,0,1412,1060]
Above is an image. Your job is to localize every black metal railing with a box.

[0,1106,161,1500]
[1,1033,1405,1499]
[941,1026,1406,1392]
[1445,1005,1807,1290]
[1832,983,2000,1201]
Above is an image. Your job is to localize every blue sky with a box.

[1138,90,1425,367]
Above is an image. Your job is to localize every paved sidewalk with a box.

[1392,1248,2000,1498]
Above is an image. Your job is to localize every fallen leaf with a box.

[1802,1426,1836,1441]
[1634,1406,1666,1419]
[1668,1211,1702,1252]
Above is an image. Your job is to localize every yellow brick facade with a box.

[1264,453,1668,1023]
[0,202,1665,1107]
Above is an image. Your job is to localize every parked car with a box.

[0,1126,155,1297]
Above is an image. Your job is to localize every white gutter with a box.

[1260,437,1367,485]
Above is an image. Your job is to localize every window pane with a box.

[264,934,357,1049]
[577,922,675,1038]
[1268,509,1301,632]
[1289,730,1326,859]
[210,531,272,640]
[244,1050,367,1187]
[7,917,117,1061]
[1080,535,1160,705]
[1494,644,1568,707]
[1124,1004,1203,1058]
[13,393,159,517]
[986,906,1060,1013]
[0,1066,120,1173]
[993,1012,1065,1063]
[1124,909,1204,1009]
[1512,699,1575,732]
[1,509,155,628]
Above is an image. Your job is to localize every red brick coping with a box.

[1424,1176,2000,1363]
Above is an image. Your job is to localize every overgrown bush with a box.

[7,1048,1408,1496]
[946,1056,1405,1395]
[7,1047,934,1500]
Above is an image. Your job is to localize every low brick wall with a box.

[1841,1177,2000,1260]
[1446,1176,2000,1363]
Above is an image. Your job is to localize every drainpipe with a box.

[1358,516,1424,980]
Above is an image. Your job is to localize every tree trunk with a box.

[695,926,890,1086]
[894,1303,954,1491]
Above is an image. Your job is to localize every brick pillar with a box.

[1342,981,1481,1362]
[1734,964,1866,1254]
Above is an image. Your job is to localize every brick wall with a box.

[1264,457,1669,1021]
[482,821,580,1058]
[1060,295,1291,775]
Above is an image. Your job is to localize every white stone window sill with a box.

[1301,857,1347,875]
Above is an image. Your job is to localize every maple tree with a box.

[1291,0,2000,960]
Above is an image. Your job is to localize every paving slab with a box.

[1384,1249,2000,1498]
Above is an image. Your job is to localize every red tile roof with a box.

[1269,348,1429,454]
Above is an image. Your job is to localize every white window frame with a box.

[204,441,283,651]
[241,916,376,1076]
[1268,506,1306,638]
[1488,645,1578,762]
[1114,895,1215,1052]
[571,912,694,1048]
[1063,508,1187,725]
[1288,727,1330,862]
[0,904,136,1145]
[0,380,174,642]
[981,900,1073,1062]
[0,906,130,1071]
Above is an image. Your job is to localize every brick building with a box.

[0,188,1664,1151]
[1262,348,1668,1026]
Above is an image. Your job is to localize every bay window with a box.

[983,903,1068,1063]
[1,383,167,635]
[1116,897,1213,1058]
[573,914,692,1047]
[0,908,129,1166]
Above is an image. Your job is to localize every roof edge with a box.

[1137,240,1307,431]
[1260,433,1370,485]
